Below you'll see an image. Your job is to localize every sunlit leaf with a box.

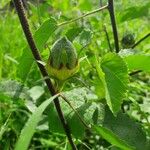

[102,106,147,150]
[48,88,101,138]
[17,18,57,81]
[94,126,135,150]
[100,53,129,115]
[124,54,150,72]
[15,94,58,150]
[66,27,83,42]
[120,2,150,22]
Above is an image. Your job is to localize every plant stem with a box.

[131,32,150,49]
[129,70,142,76]
[103,24,112,51]
[13,0,77,149]
[108,0,119,53]
[60,94,90,129]
[58,5,108,26]
[100,0,112,52]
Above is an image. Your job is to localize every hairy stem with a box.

[13,0,77,149]
[60,94,90,129]
[132,32,150,49]
[108,0,119,53]
[58,5,108,26]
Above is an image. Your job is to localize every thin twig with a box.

[58,5,108,26]
[60,94,90,129]
[103,24,112,51]
[129,70,142,76]
[13,0,77,149]
[131,33,150,49]
[100,0,112,52]
[108,0,119,53]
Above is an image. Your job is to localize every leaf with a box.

[94,126,135,150]
[17,18,57,81]
[14,94,58,150]
[67,103,91,138]
[66,27,83,42]
[0,80,28,99]
[68,102,104,138]
[120,2,150,22]
[48,88,89,135]
[48,88,100,138]
[0,103,11,140]
[93,77,105,99]
[79,29,92,46]
[102,106,147,150]
[100,53,128,115]
[123,54,150,72]
[28,86,44,101]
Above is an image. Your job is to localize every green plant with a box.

[46,36,79,90]
[121,33,135,48]
[0,0,150,150]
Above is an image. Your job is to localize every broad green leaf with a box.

[48,88,89,136]
[48,88,100,138]
[93,77,105,99]
[48,103,64,134]
[79,29,92,46]
[68,102,104,138]
[94,126,135,150]
[66,27,83,42]
[48,88,89,137]
[120,2,150,22]
[67,103,91,138]
[17,18,57,80]
[102,106,147,150]
[100,53,128,115]
[124,54,150,72]
[14,94,58,150]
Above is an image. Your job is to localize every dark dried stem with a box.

[13,0,77,149]
[108,0,119,53]
[131,33,150,49]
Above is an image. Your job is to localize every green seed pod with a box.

[46,36,79,81]
[121,33,135,48]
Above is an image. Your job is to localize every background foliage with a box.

[0,0,150,149]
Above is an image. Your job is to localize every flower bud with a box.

[121,33,135,48]
[46,36,79,81]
